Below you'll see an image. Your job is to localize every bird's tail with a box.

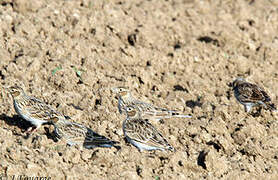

[145,108,192,120]
[169,111,192,118]
[265,102,277,112]
[166,145,176,152]
[83,140,119,149]
[84,130,120,149]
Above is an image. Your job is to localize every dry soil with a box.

[0,0,278,179]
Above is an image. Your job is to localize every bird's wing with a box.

[237,83,270,103]
[22,96,62,123]
[124,118,172,149]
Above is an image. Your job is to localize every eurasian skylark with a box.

[6,85,64,134]
[112,87,191,121]
[54,119,119,149]
[232,78,277,113]
[123,105,175,152]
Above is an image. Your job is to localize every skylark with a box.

[54,119,119,149]
[6,85,65,134]
[112,87,191,121]
[231,78,277,113]
[123,105,175,152]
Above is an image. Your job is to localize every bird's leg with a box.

[25,126,38,135]
[244,105,252,113]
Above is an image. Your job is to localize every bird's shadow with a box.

[0,113,58,141]
[250,107,263,117]
[0,113,32,133]
[44,127,59,142]
[185,97,203,109]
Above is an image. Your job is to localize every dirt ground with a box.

[0,0,278,179]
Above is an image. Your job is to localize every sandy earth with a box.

[0,0,278,179]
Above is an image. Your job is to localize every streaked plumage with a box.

[123,105,174,152]
[112,87,191,121]
[7,85,64,134]
[232,78,277,113]
[54,119,118,149]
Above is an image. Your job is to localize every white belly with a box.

[125,136,165,152]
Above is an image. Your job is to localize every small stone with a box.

[81,150,92,161]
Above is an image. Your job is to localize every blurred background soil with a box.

[0,0,278,179]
